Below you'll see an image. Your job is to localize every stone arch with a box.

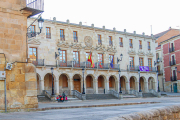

[148,77,155,90]
[109,75,116,90]
[97,74,106,94]
[85,74,95,94]
[59,73,70,95]
[140,76,146,92]
[72,74,83,93]
[129,76,137,91]
[36,73,41,95]
[44,73,56,94]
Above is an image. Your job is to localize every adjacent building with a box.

[27,17,158,97]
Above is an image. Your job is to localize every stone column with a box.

[54,79,59,95]
[69,79,73,95]
[136,82,139,92]
[94,79,98,94]
[105,79,109,94]
[154,82,157,91]
[144,82,148,93]
[40,80,44,94]
[116,81,119,92]
[126,81,130,94]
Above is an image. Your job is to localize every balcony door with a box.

[29,47,37,65]
[59,50,67,67]
[73,51,80,67]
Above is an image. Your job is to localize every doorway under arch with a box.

[86,75,94,94]
[98,75,105,94]
[73,74,81,93]
[59,74,69,95]
[44,73,54,94]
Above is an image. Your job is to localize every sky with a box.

[41,0,180,36]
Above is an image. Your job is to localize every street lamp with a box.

[55,48,61,59]
[38,16,44,33]
[156,70,160,92]
[118,69,122,93]
[138,69,142,92]
[117,54,123,64]
[82,68,85,94]
[51,67,54,95]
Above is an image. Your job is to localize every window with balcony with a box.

[59,50,66,66]
[46,27,51,39]
[169,43,175,53]
[156,53,159,62]
[29,47,37,62]
[60,29,65,41]
[109,55,114,63]
[73,31,78,42]
[119,37,123,47]
[98,54,103,63]
[98,34,102,45]
[129,57,134,69]
[139,40,142,49]
[148,58,152,71]
[109,36,113,46]
[129,39,133,48]
[171,70,177,81]
[139,57,144,66]
[73,51,80,67]
[148,42,151,50]
[170,55,176,66]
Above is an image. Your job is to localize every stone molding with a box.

[28,38,41,45]
[146,50,154,57]
[137,49,146,56]
[128,48,136,55]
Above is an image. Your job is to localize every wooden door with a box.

[74,79,81,92]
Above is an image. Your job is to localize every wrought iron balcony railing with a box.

[139,45,142,49]
[148,46,151,50]
[129,43,133,48]
[171,76,177,81]
[60,35,65,41]
[169,60,176,66]
[27,32,40,38]
[109,41,113,46]
[32,59,44,66]
[169,47,175,53]
[127,65,156,72]
[46,33,51,39]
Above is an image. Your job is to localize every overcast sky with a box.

[42,0,180,36]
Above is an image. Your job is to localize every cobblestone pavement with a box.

[1,97,180,120]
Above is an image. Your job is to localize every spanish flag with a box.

[88,54,95,68]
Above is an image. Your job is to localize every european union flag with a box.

[110,57,113,68]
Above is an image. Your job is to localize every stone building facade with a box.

[0,0,44,110]
[27,17,158,96]
[160,35,180,92]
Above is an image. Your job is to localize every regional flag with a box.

[88,54,95,68]
[110,57,114,68]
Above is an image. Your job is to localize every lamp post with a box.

[38,17,44,33]
[117,54,123,64]
[138,69,142,92]
[51,67,54,95]
[156,70,160,92]
[55,48,61,59]
[118,69,122,93]
[82,68,85,94]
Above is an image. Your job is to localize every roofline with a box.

[29,17,155,39]
[160,34,180,44]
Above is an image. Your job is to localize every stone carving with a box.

[57,41,69,48]
[107,46,117,53]
[137,49,146,56]
[95,44,106,52]
[71,42,82,49]
[84,36,93,47]
[128,49,136,55]
[28,38,41,45]
[146,51,154,57]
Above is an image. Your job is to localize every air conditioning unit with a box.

[0,71,6,78]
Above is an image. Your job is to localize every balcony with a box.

[46,33,51,39]
[21,0,44,18]
[128,65,139,71]
[139,45,142,49]
[60,35,65,41]
[98,40,102,45]
[129,43,133,48]
[27,32,39,38]
[32,59,44,66]
[148,46,151,50]
[169,47,175,53]
[74,37,78,42]
[169,60,176,66]
[109,41,113,46]
[148,67,156,72]
[119,42,123,47]
[171,76,177,81]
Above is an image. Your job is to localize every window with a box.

[109,55,114,63]
[139,57,144,66]
[29,47,37,61]
[139,40,142,49]
[148,58,152,70]
[73,31,78,42]
[148,42,151,50]
[129,39,133,48]
[98,54,103,63]
[30,25,35,33]
[109,36,113,46]
[46,27,51,39]
[60,29,65,41]
[59,50,66,66]
[73,51,79,67]
[119,37,123,47]
[98,34,102,45]
[129,57,134,68]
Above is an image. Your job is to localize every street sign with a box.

[0,71,6,79]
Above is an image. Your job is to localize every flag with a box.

[110,57,114,68]
[88,54,95,68]
[99,61,102,68]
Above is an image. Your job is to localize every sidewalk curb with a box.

[3,102,160,112]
